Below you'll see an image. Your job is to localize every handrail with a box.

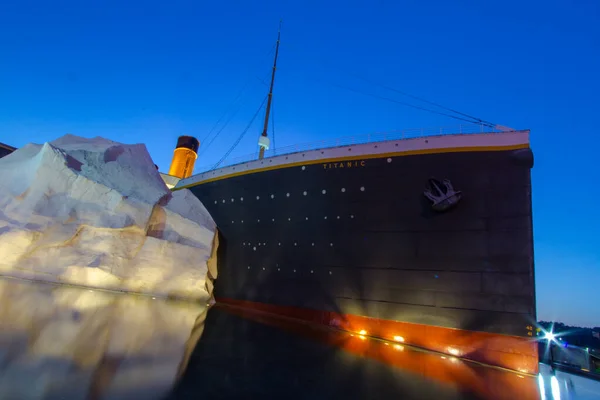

[193,123,508,174]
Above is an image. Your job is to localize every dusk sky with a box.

[1,0,598,327]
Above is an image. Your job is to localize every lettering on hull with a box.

[323,160,366,169]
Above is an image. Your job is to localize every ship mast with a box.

[257,21,282,160]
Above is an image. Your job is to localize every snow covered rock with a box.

[0,135,217,300]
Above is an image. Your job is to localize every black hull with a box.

[189,147,535,338]
[0,143,15,159]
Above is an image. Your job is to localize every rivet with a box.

[293,269,296,272]
[248,266,251,269]
[288,217,291,221]
[322,189,326,194]
[310,270,314,273]
[324,216,328,219]
[256,196,260,200]
[305,217,309,220]
[387,158,392,163]
[341,188,346,192]
[278,242,281,246]
[350,215,354,218]
[253,247,256,251]
[329,271,332,275]
[271,194,275,198]
[214,200,217,204]
[330,243,334,247]
[360,186,365,191]
[303,191,307,195]
[272,218,275,221]
[311,243,315,246]
[262,267,265,270]
[302,166,306,170]
[240,197,244,201]
[294,242,297,246]
[222,199,225,203]
[337,216,340,219]
[286,193,290,197]
[278,268,280,271]
[257,219,260,222]
[231,198,234,202]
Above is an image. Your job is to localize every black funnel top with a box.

[176,136,200,153]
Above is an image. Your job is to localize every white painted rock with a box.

[0,135,217,300]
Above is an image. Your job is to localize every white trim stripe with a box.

[176,130,530,189]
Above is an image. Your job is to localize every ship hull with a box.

[183,131,537,373]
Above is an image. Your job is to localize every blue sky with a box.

[1,0,598,327]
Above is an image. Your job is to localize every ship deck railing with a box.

[194,123,511,174]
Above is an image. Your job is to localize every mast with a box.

[257,21,282,160]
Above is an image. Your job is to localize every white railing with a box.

[193,123,505,174]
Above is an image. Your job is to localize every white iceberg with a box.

[0,134,218,300]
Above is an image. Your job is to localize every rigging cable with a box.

[281,42,494,127]
[271,98,276,152]
[197,71,271,159]
[198,44,276,156]
[326,80,495,127]
[348,72,496,126]
[211,95,268,170]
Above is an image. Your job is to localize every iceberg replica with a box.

[0,135,218,300]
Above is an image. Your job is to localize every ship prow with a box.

[169,123,536,374]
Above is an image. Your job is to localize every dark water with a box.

[1,278,597,400]
[168,305,540,400]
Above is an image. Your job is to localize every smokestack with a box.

[168,136,199,179]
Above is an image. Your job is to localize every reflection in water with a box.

[3,278,596,399]
[169,304,541,400]
[537,364,600,400]
[0,278,207,400]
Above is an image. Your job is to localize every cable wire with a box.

[348,72,495,126]
[211,95,268,170]
[326,80,494,126]
[271,98,276,151]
